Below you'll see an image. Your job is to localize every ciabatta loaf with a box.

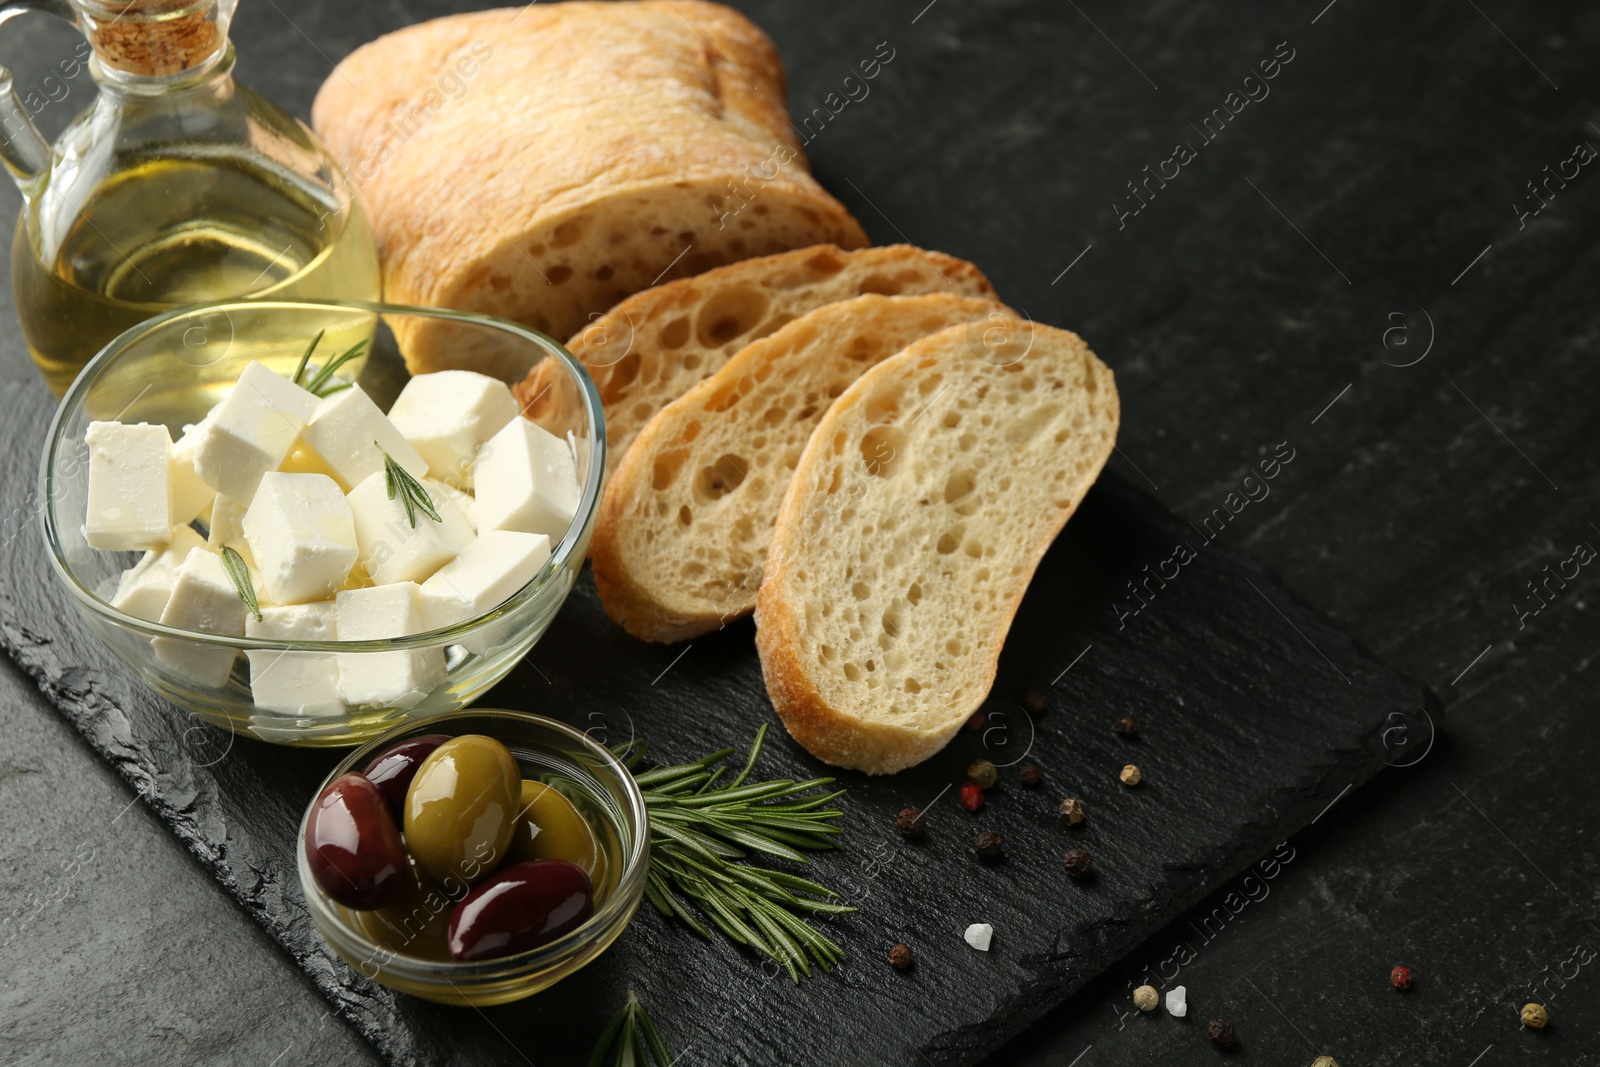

[755,322,1119,773]
[312,2,867,378]
[516,244,995,474]
[593,293,1008,642]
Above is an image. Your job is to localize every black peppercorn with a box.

[966,710,986,731]
[1021,688,1047,716]
[895,807,926,839]
[888,943,914,970]
[1205,1019,1236,1048]
[1115,716,1137,737]
[1063,847,1093,878]
[1018,763,1042,788]
[975,830,1005,860]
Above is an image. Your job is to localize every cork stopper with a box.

[76,0,231,77]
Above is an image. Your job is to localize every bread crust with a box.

[311,2,867,372]
[516,244,997,475]
[754,322,1120,773]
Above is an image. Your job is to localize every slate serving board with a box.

[0,362,1431,1065]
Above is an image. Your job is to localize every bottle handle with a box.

[0,0,79,194]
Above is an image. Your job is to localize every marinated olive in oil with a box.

[356,855,455,960]
[404,734,520,885]
[362,734,451,817]
[508,780,606,885]
[447,860,594,962]
[306,773,406,910]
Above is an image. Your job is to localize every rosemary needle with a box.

[302,338,368,396]
[616,724,854,982]
[219,545,261,622]
[379,444,441,528]
[589,991,672,1067]
[289,329,325,387]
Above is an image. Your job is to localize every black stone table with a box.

[2,1,1596,1065]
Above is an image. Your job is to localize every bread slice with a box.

[515,244,996,475]
[312,2,868,378]
[755,321,1119,773]
[592,293,1009,642]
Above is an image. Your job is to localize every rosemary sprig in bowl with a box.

[380,445,441,528]
[615,724,855,982]
[290,329,368,397]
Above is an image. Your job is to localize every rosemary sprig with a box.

[589,990,672,1067]
[289,329,325,387]
[616,724,854,982]
[301,338,368,397]
[380,444,441,528]
[219,545,261,622]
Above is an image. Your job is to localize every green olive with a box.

[403,734,520,885]
[507,780,606,887]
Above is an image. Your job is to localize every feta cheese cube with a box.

[426,479,477,533]
[388,370,517,489]
[206,494,254,569]
[154,548,246,688]
[346,471,474,585]
[111,526,207,622]
[299,385,428,490]
[420,530,551,642]
[191,361,318,503]
[474,418,580,541]
[334,583,445,708]
[84,421,173,550]
[245,601,344,717]
[242,472,358,605]
[169,420,217,526]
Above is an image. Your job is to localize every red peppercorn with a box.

[1390,965,1414,991]
[959,782,985,813]
[1020,688,1048,716]
[965,711,986,731]
[888,943,913,970]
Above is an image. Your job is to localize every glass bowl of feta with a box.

[40,301,604,746]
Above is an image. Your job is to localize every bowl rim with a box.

[296,708,651,981]
[39,299,606,653]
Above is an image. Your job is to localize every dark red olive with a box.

[361,733,452,817]
[446,860,594,961]
[305,773,406,910]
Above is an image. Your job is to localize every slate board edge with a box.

[0,557,1438,1067]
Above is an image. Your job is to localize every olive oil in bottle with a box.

[1,0,381,396]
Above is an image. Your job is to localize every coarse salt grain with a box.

[1166,985,1187,1017]
[963,923,993,952]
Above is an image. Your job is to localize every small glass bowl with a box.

[40,300,604,746]
[297,710,649,1006]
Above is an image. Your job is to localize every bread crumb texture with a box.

[755,321,1120,773]
[311,1,868,377]
[592,292,1008,641]
[518,244,997,475]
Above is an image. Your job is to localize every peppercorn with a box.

[1133,984,1159,1011]
[1021,688,1048,716]
[1058,797,1085,827]
[1119,763,1142,786]
[895,807,926,839]
[1018,763,1042,788]
[1311,1057,1340,1067]
[888,943,914,970]
[960,782,985,813]
[1063,847,1093,878]
[1115,716,1137,737]
[1520,1002,1548,1029]
[975,830,1005,861]
[966,710,986,731]
[1205,1019,1236,1048]
[1390,965,1413,991]
[967,759,998,790]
